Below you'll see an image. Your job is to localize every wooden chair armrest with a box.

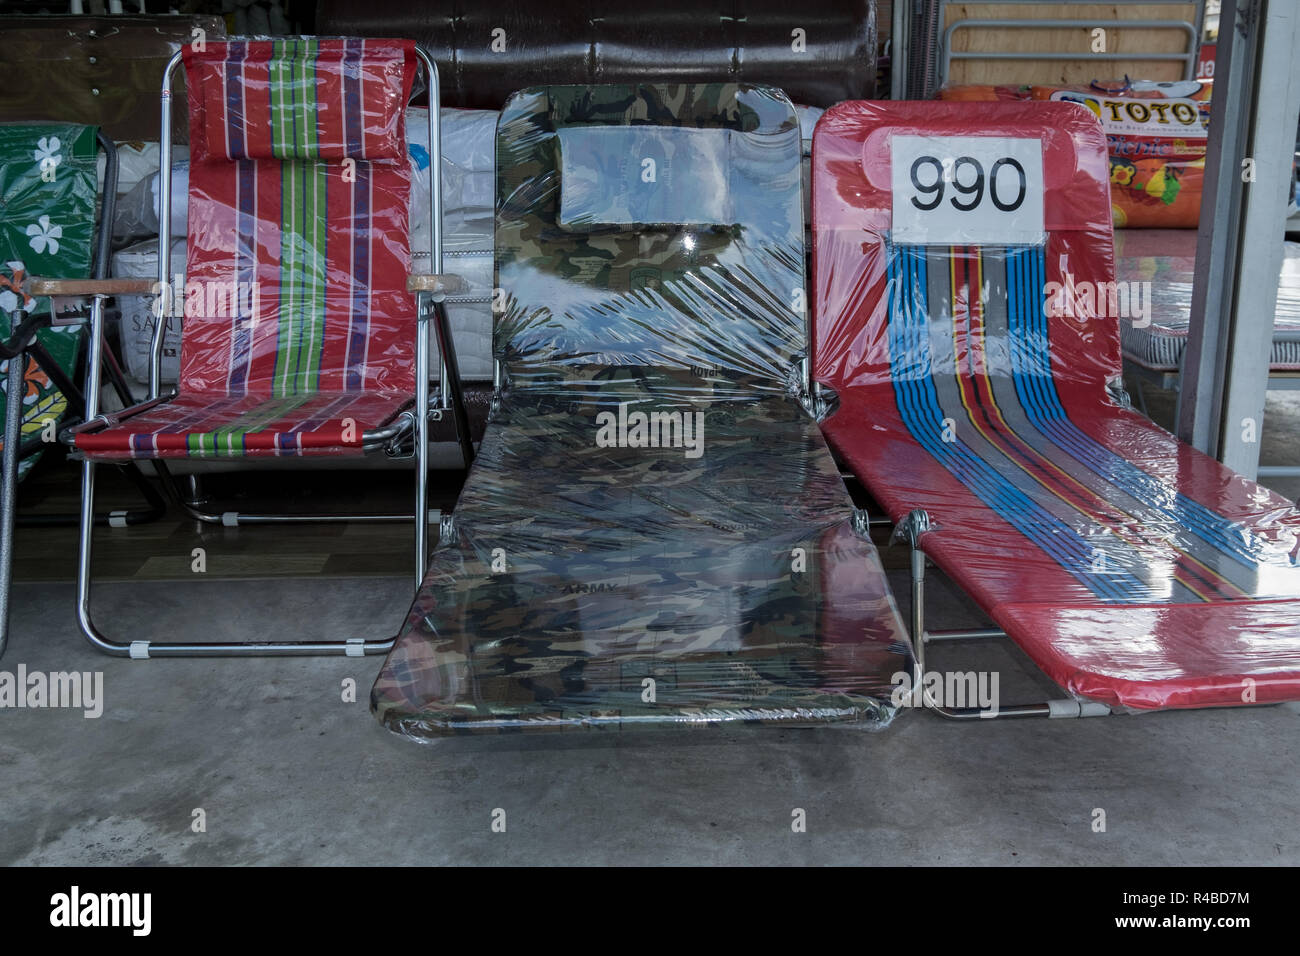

[407,273,470,296]
[28,277,157,296]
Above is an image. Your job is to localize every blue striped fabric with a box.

[1004,245,1266,573]
[887,245,1149,602]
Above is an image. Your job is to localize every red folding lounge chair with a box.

[812,100,1300,715]
[46,37,467,658]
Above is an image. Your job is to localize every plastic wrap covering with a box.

[317,0,876,109]
[0,124,98,482]
[1115,229,1300,372]
[372,84,911,739]
[77,39,420,460]
[937,81,1212,228]
[410,106,496,383]
[113,107,499,387]
[813,100,1300,711]
[0,16,227,143]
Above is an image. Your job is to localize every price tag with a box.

[891,135,1045,246]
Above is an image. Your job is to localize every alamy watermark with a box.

[595,403,705,458]
[1044,272,1152,328]
[0,665,103,718]
[891,669,1000,716]
[50,886,150,936]
[151,274,261,320]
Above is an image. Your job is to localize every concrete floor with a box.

[3,571,1297,866]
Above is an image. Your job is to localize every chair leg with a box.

[15,457,167,530]
[74,454,404,659]
[13,320,167,531]
[893,508,1109,721]
[0,352,25,659]
[155,433,452,528]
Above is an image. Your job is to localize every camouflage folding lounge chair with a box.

[372,84,912,738]
[45,38,468,658]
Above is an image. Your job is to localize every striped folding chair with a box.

[813,99,1300,715]
[31,38,468,658]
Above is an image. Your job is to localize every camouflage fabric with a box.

[371,86,911,738]
[0,124,97,481]
[495,84,805,389]
[557,126,736,228]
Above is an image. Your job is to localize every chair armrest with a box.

[407,273,470,296]
[28,277,157,296]
[68,391,176,438]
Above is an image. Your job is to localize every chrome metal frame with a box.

[891,509,1111,720]
[73,42,453,658]
[0,345,22,658]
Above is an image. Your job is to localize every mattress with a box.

[1116,229,1300,373]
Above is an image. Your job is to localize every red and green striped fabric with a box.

[77,38,418,460]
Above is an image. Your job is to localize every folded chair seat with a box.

[75,389,411,457]
[372,85,912,738]
[813,101,1300,711]
[2,122,103,658]
[380,375,905,732]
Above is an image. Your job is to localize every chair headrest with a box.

[183,37,415,163]
[557,125,736,230]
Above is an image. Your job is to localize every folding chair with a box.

[34,38,467,658]
[371,84,911,739]
[812,100,1300,716]
[1,123,165,659]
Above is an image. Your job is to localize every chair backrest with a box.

[179,38,417,397]
[0,123,98,477]
[495,83,805,395]
[812,100,1120,405]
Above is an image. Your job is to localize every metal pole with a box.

[925,628,1007,641]
[0,345,26,657]
[75,296,122,654]
[412,47,444,583]
[151,51,184,401]
[891,0,909,100]
[1178,0,1300,477]
[909,545,926,680]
